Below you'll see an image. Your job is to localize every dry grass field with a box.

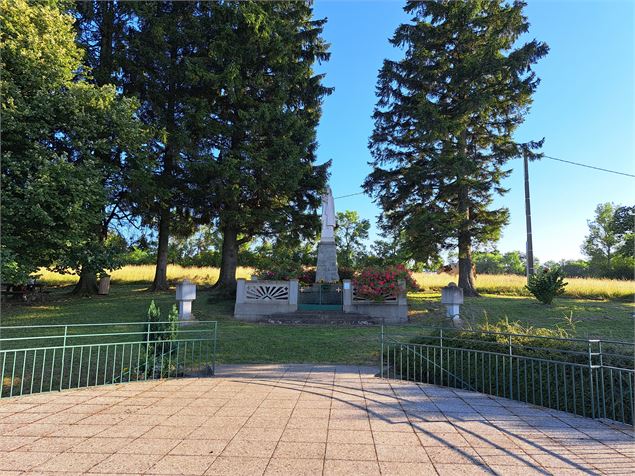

[36,265,634,300]
[413,272,635,300]
[37,265,254,286]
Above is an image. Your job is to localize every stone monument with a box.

[315,186,339,282]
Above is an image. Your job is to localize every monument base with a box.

[315,240,339,283]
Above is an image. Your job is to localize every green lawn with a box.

[409,292,635,340]
[1,284,633,366]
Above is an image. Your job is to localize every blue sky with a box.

[312,0,634,262]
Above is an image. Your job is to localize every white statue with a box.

[320,186,336,242]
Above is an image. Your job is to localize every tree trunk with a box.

[150,209,170,291]
[73,269,98,296]
[457,185,479,297]
[213,227,239,296]
[458,240,478,297]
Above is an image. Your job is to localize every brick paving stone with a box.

[148,454,217,475]
[372,430,421,446]
[233,426,284,442]
[142,424,196,439]
[67,436,133,454]
[34,451,109,472]
[323,459,380,475]
[169,439,228,456]
[273,441,325,459]
[205,456,269,475]
[221,439,278,458]
[17,436,86,453]
[50,423,110,438]
[375,444,431,463]
[279,427,328,442]
[0,450,55,471]
[0,435,39,451]
[328,429,375,444]
[426,446,485,465]
[89,452,163,473]
[433,463,492,475]
[264,457,323,475]
[378,461,437,475]
[8,423,59,437]
[117,437,181,455]
[325,442,377,461]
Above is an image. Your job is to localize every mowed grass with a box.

[2,283,632,365]
[37,265,634,300]
[0,285,381,365]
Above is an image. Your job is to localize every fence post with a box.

[508,335,513,400]
[59,326,68,391]
[145,322,151,381]
[380,325,384,378]
[212,322,217,376]
[439,329,444,385]
[599,341,605,419]
[588,339,595,419]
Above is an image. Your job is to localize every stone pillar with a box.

[236,279,246,304]
[342,279,352,312]
[289,279,299,311]
[176,279,196,321]
[316,240,339,283]
[441,282,463,318]
[397,279,407,307]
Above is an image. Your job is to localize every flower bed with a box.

[353,264,418,302]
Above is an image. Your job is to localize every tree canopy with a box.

[1,0,146,286]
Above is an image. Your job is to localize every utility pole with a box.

[524,154,535,280]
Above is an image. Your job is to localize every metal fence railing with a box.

[380,326,635,426]
[0,320,217,399]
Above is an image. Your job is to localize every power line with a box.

[334,191,365,199]
[332,154,634,201]
[542,155,635,178]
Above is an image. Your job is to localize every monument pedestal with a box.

[315,240,339,283]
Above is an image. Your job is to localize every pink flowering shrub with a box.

[353,264,418,302]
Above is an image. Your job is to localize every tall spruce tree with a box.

[119,1,204,291]
[365,0,548,295]
[189,1,332,293]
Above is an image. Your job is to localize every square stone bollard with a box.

[441,282,463,318]
[176,279,196,322]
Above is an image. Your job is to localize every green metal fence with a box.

[380,326,634,426]
[0,320,217,398]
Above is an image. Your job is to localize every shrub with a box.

[144,301,181,378]
[254,260,303,281]
[298,268,316,285]
[147,300,163,342]
[526,267,567,304]
[338,266,355,280]
[353,264,418,302]
[256,266,354,285]
[167,304,179,342]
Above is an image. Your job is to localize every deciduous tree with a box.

[335,211,370,268]
[1,0,145,290]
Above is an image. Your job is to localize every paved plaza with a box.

[0,364,633,475]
